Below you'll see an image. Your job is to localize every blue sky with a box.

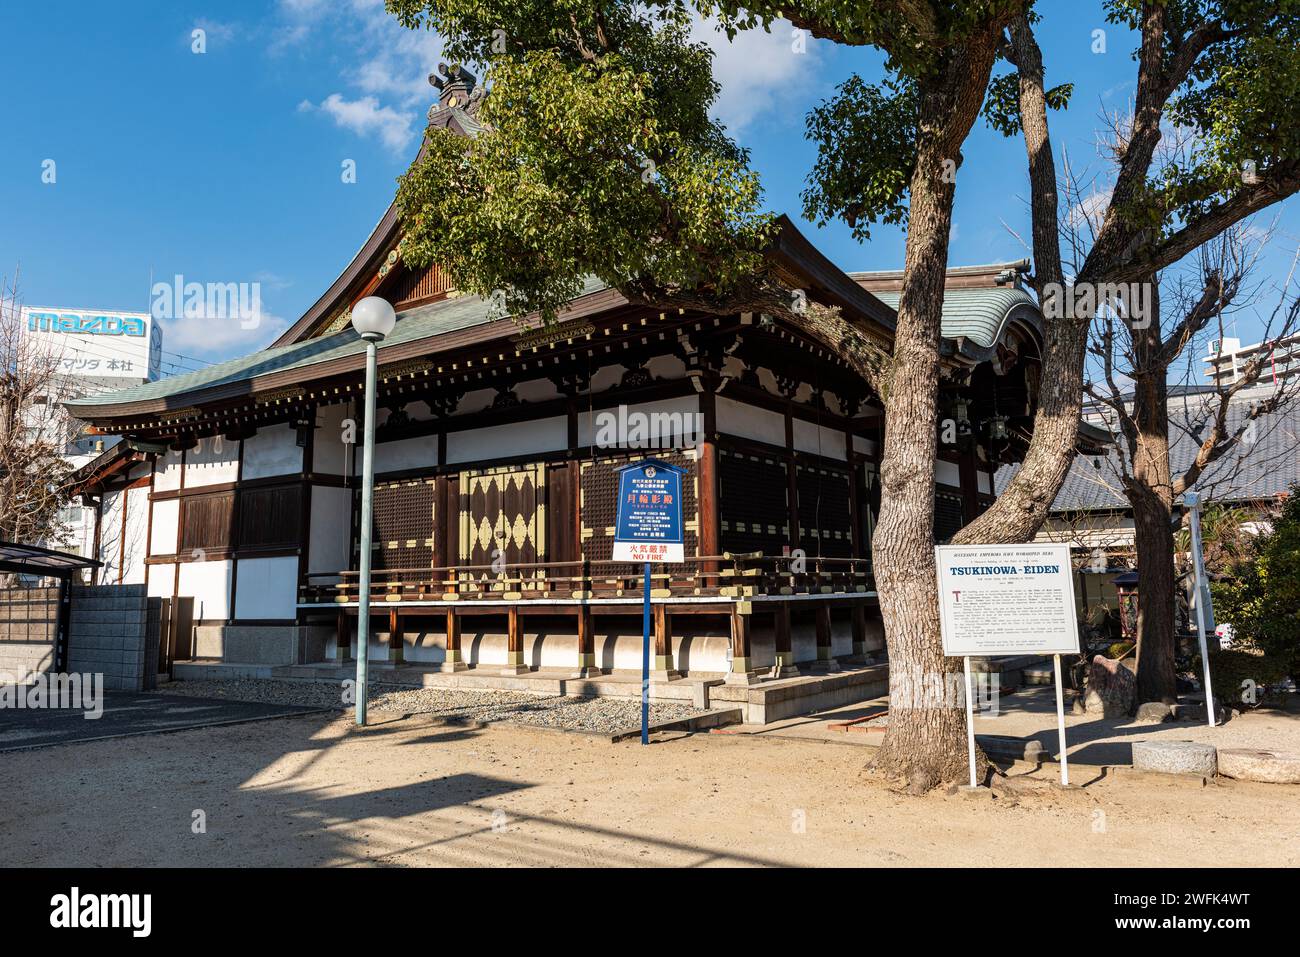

[2,1,1296,376]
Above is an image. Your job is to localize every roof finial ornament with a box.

[428,62,483,118]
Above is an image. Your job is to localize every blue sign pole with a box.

[641,561,651,745]
[611,459,685,749]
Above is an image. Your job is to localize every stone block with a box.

[1216,748,1300,784]
[1084,655,1136,718]
[1134,702,1173,724]
[1132,740,1217,777]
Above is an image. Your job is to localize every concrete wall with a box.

[65,584,159,691]
[195,624,299,665]
[0,587,58,680]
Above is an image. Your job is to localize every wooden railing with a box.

[299,553,874,605]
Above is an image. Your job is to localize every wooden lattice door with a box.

[358,478,438,572]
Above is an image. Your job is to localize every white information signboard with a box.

[935,542,1080,788]
[936,543,1080,657]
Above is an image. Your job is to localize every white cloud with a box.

[159,310,292,358]
[287,6,810,148]
[278,0,443,151]
[301,93,417,153]
[689,16,822,133]
[1067,189,1113,234]
[191,19,238,46]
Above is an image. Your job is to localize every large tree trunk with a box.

[951,15,1087,548]
[1129,373,1179,704]
[954,317,1088,544]
[1122,280,1180,704]
[871,41,998,792]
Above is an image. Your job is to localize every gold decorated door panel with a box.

[457,464,547,581]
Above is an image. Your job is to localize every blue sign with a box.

[26,311,147,337]
[613,459,685,563]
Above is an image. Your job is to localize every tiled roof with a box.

[66,278,609,412]
[69,265,1042,416]
[863,286,1039,350]
[996,393,1300,509]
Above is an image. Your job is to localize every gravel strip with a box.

[150,678,706,735]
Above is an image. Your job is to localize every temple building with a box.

[65,71,1092,717]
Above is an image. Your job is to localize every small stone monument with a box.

[1084,654,1136,718]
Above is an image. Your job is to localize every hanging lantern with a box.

[952,395,970,424]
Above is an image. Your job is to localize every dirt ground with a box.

[2,711,1296,868]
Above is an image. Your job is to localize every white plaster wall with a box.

[120,486,150,584]
[154,448,184,492]
[234,556,298,620]
[978,470,992,495]
[936,459,962,487]
[793,418,846,460]
[715,395,785,448]
[355,618,733,673]
[366,434,438,474]
[448,415,567,464]
[454,388,496,416]
[148,563,175,598]
[309,485,352,574]
[595,631,732,672]
[393,627,447,665]
[184,435,240,487]
[376,400,433,427]
[97,489,124,582]
[646,354,687,380]
[513,378,561,403]
[588,364,623,393]
[671,634,732,673]
[312,402,353,476]
[578,395,701,449]
[852,435,879,456]
[150,498,179,556]
[241,423,303,480]
[178,560,232,621]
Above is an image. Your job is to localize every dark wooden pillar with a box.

[388,608,404,664]
[850,603,869,659]
[814,604,839,671]
[785,404,800,551]
[773,602,797,676]
[958,447,982,521]
[847,455,863,561]
[698,388,720,587]
[442,608,465,672]
[502,605,527,674]
[576,604,599,676]
[726,604,754,684]
[652,604,678,678]
[336,610,350,662]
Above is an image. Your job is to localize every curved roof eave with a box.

[866,288,1045,365]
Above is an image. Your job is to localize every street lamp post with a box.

[350,296,397,726]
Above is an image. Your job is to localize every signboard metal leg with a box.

[963,656,977,788]
[1053,654,1069,787]
[641,561,651,746]
[1186,495,1217,728]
